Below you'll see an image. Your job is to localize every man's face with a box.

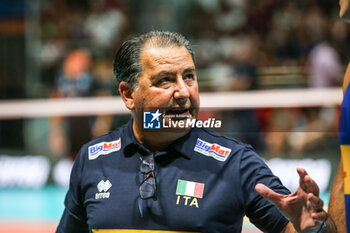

[132,45,200,125]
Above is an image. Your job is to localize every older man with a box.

[56,31,335,233]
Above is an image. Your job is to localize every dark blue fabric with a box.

[340,87,350,145]
[345,194,350,233]
[340,86,350,233]
[57,119,290,233]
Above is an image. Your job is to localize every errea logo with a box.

[95,180,112,199]
[88,139,121,160]
[194,138,231,161]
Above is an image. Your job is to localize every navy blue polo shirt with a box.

[56,119,290,233]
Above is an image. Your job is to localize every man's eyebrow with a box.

[183,68,196,74]
[151,69,196,81]
[151,71,177,81]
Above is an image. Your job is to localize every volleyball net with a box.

[0,87,342,119]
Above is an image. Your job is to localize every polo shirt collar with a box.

[170,128,199,159]
[122,118,150,156]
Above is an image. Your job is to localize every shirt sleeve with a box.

[56,148,89,233]
[239,146,290,233]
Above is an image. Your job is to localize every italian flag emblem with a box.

[176,179,205,198]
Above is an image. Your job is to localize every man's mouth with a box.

[165,108,191,118]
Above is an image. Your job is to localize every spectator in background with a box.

[306,3,341,88]
[221,36,265,150]
[309,42,341,88]
[229,36,258,91]
[85,0,128,57]
[39,0,129,90]
[49,48,113,160]
[203,0,247,35]
[288,10,342,154]
[56,49,93,98]
[262,3,342,156]
[90,58,116,138]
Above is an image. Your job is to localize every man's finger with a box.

[297,167,310,186]
[297,167,307,177]
[255,183,283,206]
[297,168,319,195]
[311,212,327,222]
[297,168,307,190]
[308,193,324,211]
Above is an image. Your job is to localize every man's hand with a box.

[255,168,327,233]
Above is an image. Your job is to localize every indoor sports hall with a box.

[0,0,347,232]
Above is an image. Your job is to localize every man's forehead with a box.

[140,45,194,70]
[141,44,189,57]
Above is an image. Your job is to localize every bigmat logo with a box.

[194,138,231,161]
[89,139,121,160]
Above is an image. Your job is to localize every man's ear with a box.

[119,81,135,110]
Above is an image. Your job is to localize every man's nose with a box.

[174,78,190,101]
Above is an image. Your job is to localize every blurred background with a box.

[0,0,348,232]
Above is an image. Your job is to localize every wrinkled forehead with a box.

[140,45,195,73]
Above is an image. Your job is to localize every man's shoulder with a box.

[193,127,251,149]
[77,125,126,160]
[188,127,255,162]
[86,126,124,147]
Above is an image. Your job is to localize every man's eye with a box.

[184,74,195,80]
[155,77,172,87]
[158,77,170,84]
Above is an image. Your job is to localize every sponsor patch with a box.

[194,138,231,161]
[89,139,121,160]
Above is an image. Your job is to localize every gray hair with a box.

[113,31,195,90]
